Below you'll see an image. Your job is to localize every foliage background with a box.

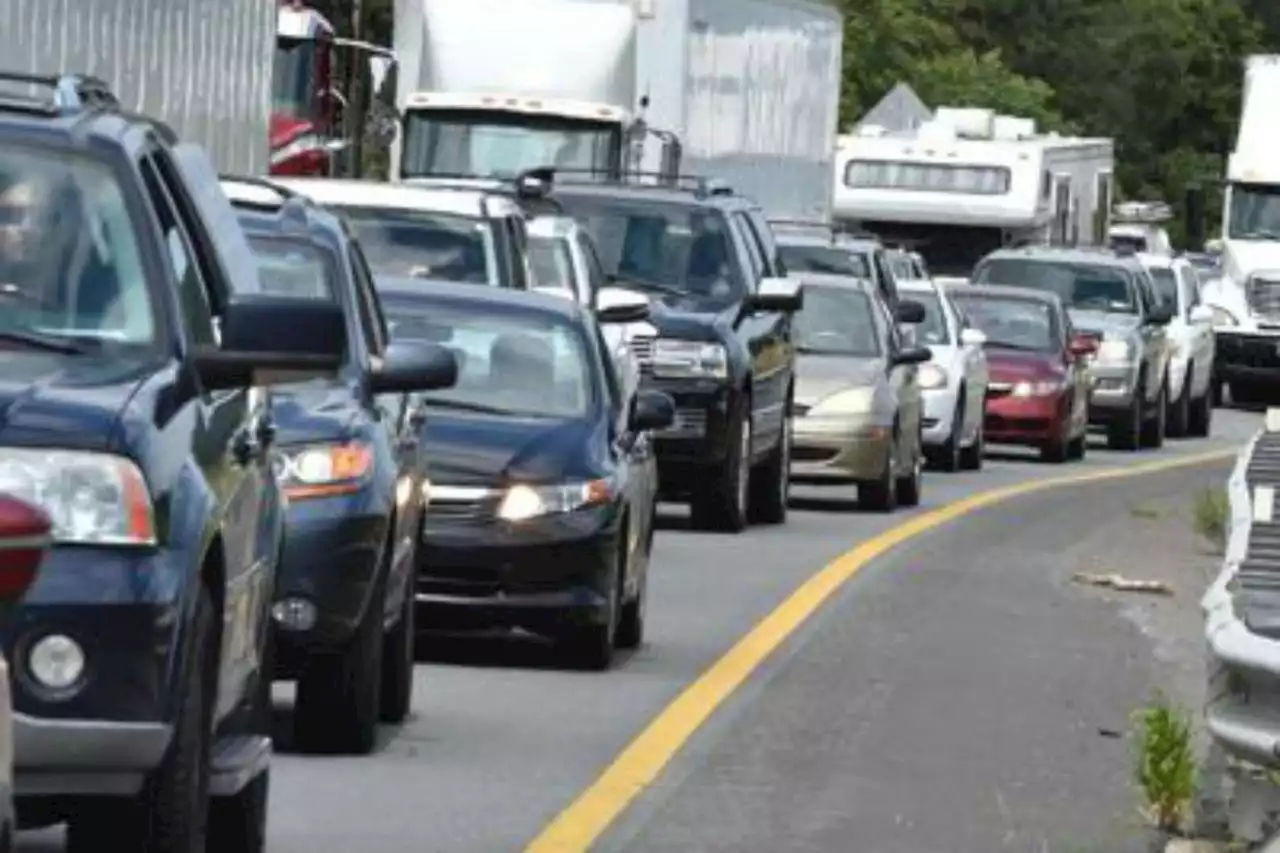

[321,0,1275,246]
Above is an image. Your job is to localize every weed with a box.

[1130,504,1161,520]
[1133,693,1198,834]
[1192,488,1231,553]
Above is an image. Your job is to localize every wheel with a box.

[1166,370,1191,438]
[1140,379,1166,449]
[1188,386,1213,437]
[690,403,750,532]
[958,417,984,471]
[67,588,217,853]
[929,397,963,472]
[1211,375,1224,407]
[1066,428,1087,460]
[1106,382,1143,451]
[616,534,645,650]
[294,568,386,755]
[379,560,416,725]
[562,542,622,670]
[1231,380,1271,407]
[747,404,790,525]
[858,436,898,512]
[895,440,923,506]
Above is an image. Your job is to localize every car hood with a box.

[269,380,363,446]
[985,348,1062,382]
[620,288,736,342]
[795,353,885,407]
[1067,309,1141,338]
[422,409,602,487]
[0,352,151,451]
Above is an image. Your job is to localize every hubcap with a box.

[737,419,751,516]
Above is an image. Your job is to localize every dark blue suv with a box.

[0,74,347,852]
[221,177,457,754]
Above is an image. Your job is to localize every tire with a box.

[378,566,416,726]
[1140,379,1166,449]
[294,569,386,755]
[929,397,963,472]
[895,439,923,507]
[747,404,790,525]
[616,533,645,650]
[1188,385,1213,437]
[562,540,622,670]
[958,418,984,471]
[68,587,217,853]
[690,403,750,533]
[859,437,898,513]
[1166,370,1191,438]
[1231,380,1269,407]
[1211,375,1224,407]
[1067,428,1087,461]
[1106,381,1143,451]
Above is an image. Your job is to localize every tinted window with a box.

[0,145,154,345]
[1109,233,1147,253]
[793,286,880,357]
[973,258,1137,314]
[528,234,577,294]
[245,235,337,300]
[1146,266,1178,310]
[381,296,594,418]
[903,292,950,345]
[777,244,871,278]
[332,205,494,284]
[558,196,746,303]
[951,295,1058,352]
[888,253,916,280]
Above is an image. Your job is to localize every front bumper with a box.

[984,391,1062,445]
[1087,361,1140,414]
[791,414,892,482]
[1215,331,1280,385]
[638,376,737,495]
[921,388,958,445]
[417,503,621,635]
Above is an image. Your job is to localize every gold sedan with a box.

[789,274,933,511]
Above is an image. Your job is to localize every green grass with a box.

[1192,488,1231,553]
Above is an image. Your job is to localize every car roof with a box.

[527,215,579,239]
[978,245,1144,272]
[374,276,587,322]
[785,272,876,294]
[944,282,1063,306]
[775,232,882,251]
[269,177,496,218]
[897,279,943,296]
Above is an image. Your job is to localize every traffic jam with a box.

[0,0,1245,851]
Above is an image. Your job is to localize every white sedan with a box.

[1137,253,1216,436]
[899,280,989,470]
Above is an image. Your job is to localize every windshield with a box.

[0,145,154,348]
[559,197,747,303]
[1146,266,1178,310]
[952,295,1058,352]
[1228,183,1280,239]
[528,235,578,295]
[380,296,594,418]
[273,38,317,118]
[245,235,337,300]
[851,220,1006,278]
[402,109,622,179]
[973,258,1137,314]
[905,292,950,345]
[793,286,880,357]
[778,244,871,278]
[332,206,495,284]
[1109,233,1147,253]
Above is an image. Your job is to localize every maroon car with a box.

[947,284,1096,462]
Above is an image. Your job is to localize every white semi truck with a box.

[1,0,276,175]
[1200,55,1280,404]
[391,0,843,220]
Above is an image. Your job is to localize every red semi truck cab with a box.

[273,0,340,175]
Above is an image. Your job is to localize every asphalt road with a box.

[16,409,1262,853]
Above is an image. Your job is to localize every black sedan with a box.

[375,277,674,669]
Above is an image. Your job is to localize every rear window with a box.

[245,235,337,300]
[972,258,1137,314]
[777,244,871,279]
[333,206,495,285]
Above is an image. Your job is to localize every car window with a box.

[793,285,881,357]
[972,258,1137,314]
[346,241,387,355]
[140,156,214,345]
[330,205,496,284]
[732,211,765,284]
[379,295,595,419]
[576,232,607,296]
[889,253,916,280]
[1178,265,1200,309]
[243,235,338,300]
[1146,266,1178,312]
[528,234,577,294]
[777,244,871,278]
[903,291,950,345]
[951,295,1059,352]
[591,321,624,422]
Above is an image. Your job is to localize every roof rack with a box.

[0,72,119,116]
[535,167,734,198]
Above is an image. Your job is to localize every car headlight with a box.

[651,339,728,379]
[497,479,614,522]
[1211,306,1238,327]
[809,388,876,415]
[917,364,948,390]
[0,449,156,546]
[274,442,374,500]
[1096,339,1135,363]
[1012,379,1065,397]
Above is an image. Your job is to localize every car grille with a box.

[1248,276,1280,320]
[628,334,657,376]
[987,382,1013,399]
[426,485,497,522]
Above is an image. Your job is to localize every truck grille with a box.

[1248,275,1280,319]
[628,335,657,376]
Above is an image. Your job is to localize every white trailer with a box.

[0,0,276,175]
[832,107,1115,278]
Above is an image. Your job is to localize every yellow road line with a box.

[523,447,1238,853]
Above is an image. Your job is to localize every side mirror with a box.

[193,295,347,391]
[744,277,803,314]
[1148,303,1175,325]
[1189,304,1214,324]
[0,496,50,602]
[894,299,926,324]
[629,390,675,431]
[892,345,933,366]
[1068,335,1098,357]
[370,341,458,394]
[959,327,986,347]
[596,286,651,324]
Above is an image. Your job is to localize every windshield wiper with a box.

[0,329,98,355]
[422,398,514,416]
[607,274,683,298]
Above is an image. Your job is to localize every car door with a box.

[1177,261,1214,394]
[947,293,988,433]
[1132,271,1168,403]
[728,209,788,460]
[874,294,921,461]
[140,145,271,714]
[1061,308,1091,433]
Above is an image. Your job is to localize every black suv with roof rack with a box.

[0,72,348,851]
[537,169,803,533]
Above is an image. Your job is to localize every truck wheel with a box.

[1188,387,1213,437]
[1107,383,1143,451]
[379,558,416,726]
[747,407,790,525]
[68,588,216,853]
[294,570,385,755]
[690,406,750,532]
[1140,380,1166,448]
[1166,371,1191,438]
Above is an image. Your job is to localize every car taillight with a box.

[0,496,50,601]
